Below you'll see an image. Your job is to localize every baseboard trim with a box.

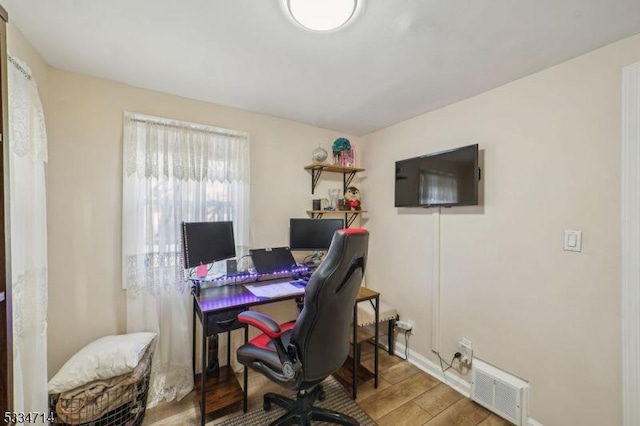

[389,340,543,426]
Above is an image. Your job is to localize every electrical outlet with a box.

[458,338,473,365]
[396,320,413,332]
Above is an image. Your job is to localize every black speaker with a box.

[226,258,237,274]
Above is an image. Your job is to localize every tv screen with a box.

[395,144,479,207]
[289,218,344,251]
[181,221,236,269]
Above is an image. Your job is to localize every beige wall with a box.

[21,65,360,376]
[361,34,640,425]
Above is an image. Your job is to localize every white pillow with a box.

[48,332,156,394]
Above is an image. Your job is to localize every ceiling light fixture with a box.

[287,0,359,32]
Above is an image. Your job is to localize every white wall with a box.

[361,34,640,425]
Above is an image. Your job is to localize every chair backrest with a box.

[290,228,369,382]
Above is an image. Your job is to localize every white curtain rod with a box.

[129,117,247,139]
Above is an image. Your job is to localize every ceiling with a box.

[4,0,640,136]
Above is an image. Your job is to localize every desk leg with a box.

[192,300,196,377]
[243,326,248,413]
[374,296,379,389]
[388,318,396,356]
[200,319,207,426]
[226,330,231,372]
[352,304,358,400]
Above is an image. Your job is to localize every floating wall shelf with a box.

[304,163,365,194]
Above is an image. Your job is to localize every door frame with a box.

[621,61,640,426]
[0,3,11,418]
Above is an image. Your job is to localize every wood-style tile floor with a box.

[143,343,514,425]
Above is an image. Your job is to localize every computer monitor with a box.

[181,221,236,269]
[289,218,345,251]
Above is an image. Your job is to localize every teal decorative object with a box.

[332,138,351,153]
[332,138,351,165]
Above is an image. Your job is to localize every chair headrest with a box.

[339,228,367,235]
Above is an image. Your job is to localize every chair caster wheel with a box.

[318,390,326,401]
[263,400,272,411]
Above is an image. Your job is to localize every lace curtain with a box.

[122,112,250,407]
[8,55,49,414]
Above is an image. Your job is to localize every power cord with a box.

[433,351,461,373]
[235,254,252,270]
[300,251,326,265]
[393,327,412,361]
[404,330,410,360]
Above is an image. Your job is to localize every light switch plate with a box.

[563,230,582,252]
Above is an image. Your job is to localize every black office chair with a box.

[237,228,369,426]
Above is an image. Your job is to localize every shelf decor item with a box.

[340,145,356,167]
[311,144,328,163]
[328,188,342,210]
[332,137,351,165]
[344,186,362,211]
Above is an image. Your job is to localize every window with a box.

[122,112,250,290]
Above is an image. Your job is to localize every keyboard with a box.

[245,282,305,298]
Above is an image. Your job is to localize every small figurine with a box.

[344,186,361,211]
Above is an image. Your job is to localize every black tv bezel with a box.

[289,218,345,251]
[394,143,480,208]
[181,221,236,269]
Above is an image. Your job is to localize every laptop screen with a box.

[250,247,297,275]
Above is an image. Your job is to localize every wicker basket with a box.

[49,357,152,426]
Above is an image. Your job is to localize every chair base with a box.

[263,384,359,426]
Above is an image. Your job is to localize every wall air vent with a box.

[471,359,530,425]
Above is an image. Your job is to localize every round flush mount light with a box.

[287,0,359,32]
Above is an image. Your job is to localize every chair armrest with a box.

[239,311,300,382]
[238,311,282,338]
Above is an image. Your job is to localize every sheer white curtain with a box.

[8,55,49,414]
[122,112,250,407]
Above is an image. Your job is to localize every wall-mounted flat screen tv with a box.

[395,144,479,208]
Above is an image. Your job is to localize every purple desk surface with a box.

[195,278,304,313]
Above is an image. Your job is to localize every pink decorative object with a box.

[340,149,355,167]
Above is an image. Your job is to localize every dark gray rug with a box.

[217,377,376,425]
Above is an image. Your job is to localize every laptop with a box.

[250,247,298,275]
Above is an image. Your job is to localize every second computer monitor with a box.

[289,218,345,251]
[181,221,236,269]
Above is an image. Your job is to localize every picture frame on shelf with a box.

[340,147,355,167]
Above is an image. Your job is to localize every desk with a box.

[192,279,379,424]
